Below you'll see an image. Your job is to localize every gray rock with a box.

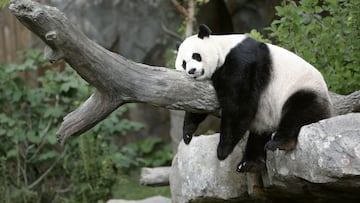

[170,134,248,203]
[107,196,171,203]
[267,113,360,187]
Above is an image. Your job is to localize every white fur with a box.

[175,34,247,80]
[176,34,331,132]
[250,44,330,132]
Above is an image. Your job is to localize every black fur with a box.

[176,41,181,51]
[265,89,332,151]
[183,112,208,144]
[182,60,186,70]
[237,132,271,173]
[211,37,272,160]
[198,24,211,39]
[192,53,202,62]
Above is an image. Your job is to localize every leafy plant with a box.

[247,29,271,44]
[114,137,173,171]
[267,0,360,94]
[0,49,144,202]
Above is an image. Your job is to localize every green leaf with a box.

[46,134,58,145]
[0,128,6,136]
[6,149,17,158]
[139,137,162,154]
[315,6,323,13]
[44,106,64,118]
[38,151,58,161]
[27,133,41,144]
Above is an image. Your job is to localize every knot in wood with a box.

[45,30,57,41]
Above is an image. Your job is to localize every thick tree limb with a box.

[9,0,359,144]
[330,91,360,115]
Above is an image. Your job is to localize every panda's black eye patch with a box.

[192,53,202,62]
[182,60,186,70]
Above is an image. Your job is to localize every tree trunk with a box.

[9,0,360,144]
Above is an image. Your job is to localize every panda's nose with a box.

[188,68,196,75]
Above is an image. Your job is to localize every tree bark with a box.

[9,0,359,144]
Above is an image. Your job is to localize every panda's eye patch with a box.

[182,60,186,70]
[192,53,202,62]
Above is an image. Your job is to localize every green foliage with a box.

[129,137,172,167]
[113,137,172,171]
[0,0,9,8]
[246,29,271,44]
[68,134,116,202]
[0,49,149,202]
[165,49,177,70]
[267,0,360,94]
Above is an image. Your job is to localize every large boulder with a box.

[170,113,360,202]
[170,134,248,203]
[266,113,360,201]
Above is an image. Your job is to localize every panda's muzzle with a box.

[187,68,205,79]
[188,68,196,75]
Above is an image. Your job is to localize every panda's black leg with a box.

[237,132,271,173]
[182,112,208,144]
[217,100,255,160]
[265,89,332,151]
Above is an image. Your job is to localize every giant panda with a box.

[175,24,332,173]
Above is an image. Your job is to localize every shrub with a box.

[267,0,360,94]
[0,49,145,202]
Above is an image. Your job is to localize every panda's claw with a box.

[237,162,246,172]
[183,134,192,145]
[237,159,266,173]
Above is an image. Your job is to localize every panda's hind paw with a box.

[237,159,266,173]
[265,139,296,151]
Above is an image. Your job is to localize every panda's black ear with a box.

[175,41,181,51]
[198,24,212,39]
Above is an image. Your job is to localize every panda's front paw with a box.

[217,144,234,160]
[183,134,192,145]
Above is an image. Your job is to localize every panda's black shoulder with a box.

[230,37,271,64]
[211,37,272,99]
[212,37,272,81]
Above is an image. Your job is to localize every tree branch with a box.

[9,0,359,144]
[170,0,189,19]
[330,91,360,115]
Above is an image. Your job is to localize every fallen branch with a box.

[140,167,171,186]
[9,0,359,144]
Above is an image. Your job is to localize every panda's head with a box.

[175,24,219,80]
